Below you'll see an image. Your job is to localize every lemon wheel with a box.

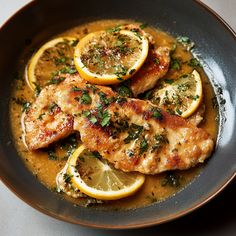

[152,70,203,118]
[66,145,145,200]
[26,37,78,91]
[74,29,149,85]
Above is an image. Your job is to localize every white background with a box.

[0,1,235,235]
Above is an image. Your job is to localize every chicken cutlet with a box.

[129,46,171,97]
[24,74,214,174]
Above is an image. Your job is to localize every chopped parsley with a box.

[72,86,81,92]
[117,85,133,97]
[100,110,111,127]
[13,97,31,112]
[51,66,77,78]
[176,36,195,51]
[74,90,92,104]
[152,133,169,152]
[80,92,92,104]
[48,102,59,113]
[152,108,163,120]
[124,123,143,144]
[154,58,160,65]
[161,172,181,187]
[59,133,79,159]
[139,23,148,29]
[170,58,181,70]
[82,110,91,117]
[86,84,98,94]
[126,149,134,157]
[177,82,190,92]
[38,113,45,120]
[175,108,182,115]
[188,58,201,68]
[91,151,102,159]
[47,148,58,160]
[54,57,67,66]
[192,95,199,100]
[164,79,174,84]
[177,36,191,44]
[129,69,136,75]
[71,39,79,47]
[89,116,97,124]
[114,65,128,78]
[212,96,219,109]
[140,137,148,154]
[130,28,142,40]
[98,92,113,105]
[47,77,65,85]
[63,173,73,184]
[106,25,121,33]
[144,90,153,100]
[115,97,127,104]
[33,82,42,96]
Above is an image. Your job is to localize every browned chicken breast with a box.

[129,46,171,96]
[24,74,214,174]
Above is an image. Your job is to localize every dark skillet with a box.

[0,0,235,229]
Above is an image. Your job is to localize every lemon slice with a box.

[66,145,145,200]
[152,70,203,118]
[74,29,149,85]
[26,37,78,91]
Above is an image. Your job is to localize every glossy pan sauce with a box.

[10,20,218,209]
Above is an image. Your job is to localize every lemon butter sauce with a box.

[10,19,218,210]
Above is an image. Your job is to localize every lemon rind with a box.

[181,69,203,118]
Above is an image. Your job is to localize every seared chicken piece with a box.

[24,75,214,174]
[24,85,74,150]
[129,46,170,96]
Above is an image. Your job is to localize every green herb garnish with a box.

[152,134,169,152]
[161,172,181,187]
[80,92,92,104]
[188,58,201,68]
[106,25,121,33]
[47,77,65,85]
[47,149,58,160]
[154,58,160,65]
[176,36,195,51]
[38,113,45,120]
[48,102,59,113]
[89,116,97,124]
[100,110,111,127]
[164,79,174,84]
[152,108,163,120]
[170,58,181,70]
[63,173,73,184]
[117,85,133,97]
[129,69,136,75]
[140,137,148,154]
[124,123,143,144]
[33,82,42,96]
[139,23,148,29]
[72,86,81,92]
[13,97,31,112]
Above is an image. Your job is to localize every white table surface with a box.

[0,1,235,235]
